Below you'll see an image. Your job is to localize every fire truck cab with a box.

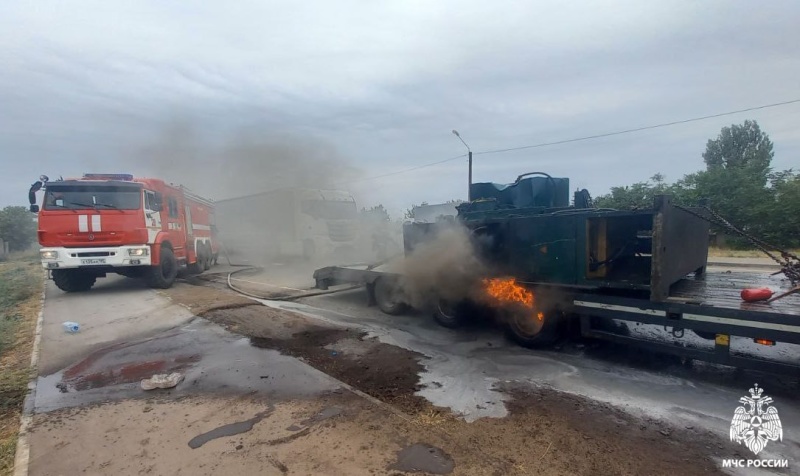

[32,173,218,292]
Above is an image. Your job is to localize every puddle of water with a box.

[300,406,342,426]
[62,355,201,391]
[36,320,340,413]
[188,407,273,449]
[388,443,454,474]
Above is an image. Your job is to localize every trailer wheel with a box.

[52,269,96,292]
[505,308,561,348]
[433,300,470,328]
[373,277,409,315]
[147,247,178,289]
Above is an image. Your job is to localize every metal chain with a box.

[673,203,800,283]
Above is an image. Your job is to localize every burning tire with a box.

[373,277,409,315]
[52,269,96,292]
[147,247,178,289]
[505,308,561,348]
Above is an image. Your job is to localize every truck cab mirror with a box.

[30,204,39,213]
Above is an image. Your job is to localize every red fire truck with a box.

[29,174,218,292]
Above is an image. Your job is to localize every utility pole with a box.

[452,130,472,201]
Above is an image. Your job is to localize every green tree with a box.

[692,120,775,237]
[595,120,799,249]
[702,119,773,174]
[0,206,37,252]
[594,174,687,209]
[759,170,800,247]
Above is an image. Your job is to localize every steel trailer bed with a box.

[314,264,800,374]
[574,270,800,374]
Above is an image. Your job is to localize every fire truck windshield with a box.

[44,184,142,211]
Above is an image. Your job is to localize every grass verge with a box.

[0,252,43,476]
[707,247,800,258]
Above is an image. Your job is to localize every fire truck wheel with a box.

[433,300,470,328]
[147,247,178,289]
[373,277,409,315]
[505,308,561,348]
[203,243,212,270]
[188,248,205,274]
[52,269,96,292]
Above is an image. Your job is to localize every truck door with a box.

[184,204,193,236]
[144,190,162,243]
[165,196,187,256]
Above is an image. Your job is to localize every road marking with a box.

[229,276,305,292]
[192,224,211,231]
[573,300,667,316]
[14,274,47,476]
[683,313,800,334]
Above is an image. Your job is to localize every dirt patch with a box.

[172,280,733,474]
[201,304,428,413]
[425,386,732,475]
[161,278,257,315]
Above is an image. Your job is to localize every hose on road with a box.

[225,266,362,301]
[217,241,363,301]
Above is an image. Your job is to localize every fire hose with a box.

[216,241,361,301]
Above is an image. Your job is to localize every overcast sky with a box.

[2,1,799,217]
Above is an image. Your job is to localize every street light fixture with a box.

[452,130,473,201]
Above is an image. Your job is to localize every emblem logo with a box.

[88,234,95,241]
[730,384,782,455]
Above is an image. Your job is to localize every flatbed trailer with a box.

[314,264,800,374]
[314,175,800,374]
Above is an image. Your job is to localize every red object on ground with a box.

[741,288,774,302]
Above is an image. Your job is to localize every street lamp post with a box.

[452,130,472,201]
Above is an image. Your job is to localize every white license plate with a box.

[80,258,106,265]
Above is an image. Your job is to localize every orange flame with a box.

[483,277,534,308]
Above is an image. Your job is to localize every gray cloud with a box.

[1,1,799,218]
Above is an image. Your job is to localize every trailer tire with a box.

[52,269,96,292]
[147,247,178,289]
[505,308,561,348]
[373,277,409,315]
[433,300,470,328]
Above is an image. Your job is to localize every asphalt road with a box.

[234,263,800,468]
[21,266,800,475]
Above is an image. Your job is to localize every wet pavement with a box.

[28,268,800,473]
[34,275,340,414]
[35,319,340,413]
[37,276,197,376]
[389,443,455,474]
[260,288,800,465]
